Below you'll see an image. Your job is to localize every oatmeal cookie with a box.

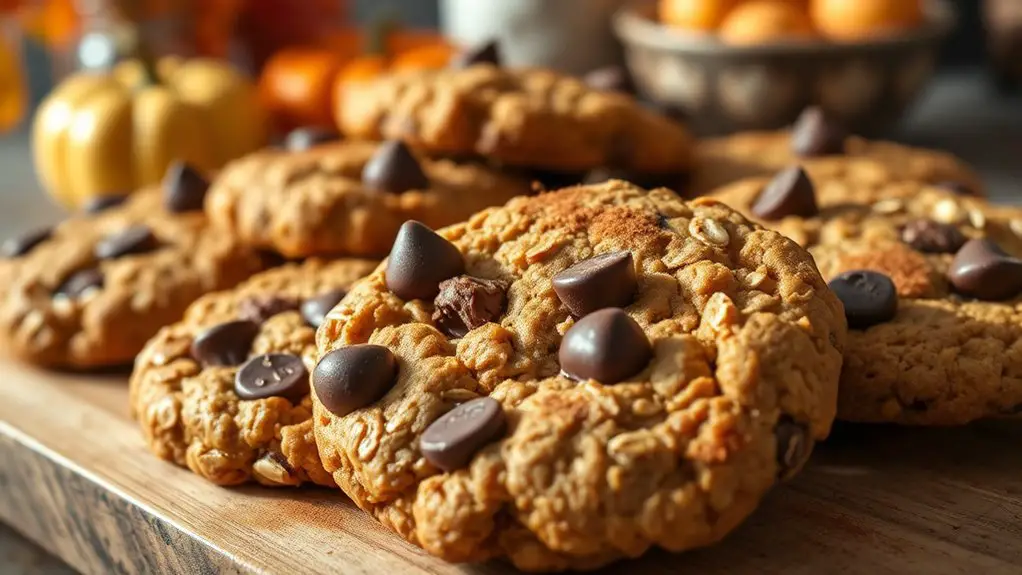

[713,167,1022,424]
[206,138,531,258]
[0,168,264,368]
[336,65,694,174]
[130,258,376,486]
[311,181,845,570]
[691,108,983,196]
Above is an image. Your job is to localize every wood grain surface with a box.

[0,357,1019,575]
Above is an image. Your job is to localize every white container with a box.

[440,0,625,75]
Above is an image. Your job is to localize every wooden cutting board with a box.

[0,357,1020,575]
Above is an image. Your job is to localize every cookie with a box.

[0,178,264,368]
[129,258,376,487]
[690,108,983,196]
[713,169,1022,425]
[207,138,531,258]
[336,65,694,174]
[311,182,846,570]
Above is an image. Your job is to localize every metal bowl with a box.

[614,0,955,136]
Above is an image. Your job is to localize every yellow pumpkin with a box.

[32,56,268,209]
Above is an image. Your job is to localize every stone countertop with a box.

[0,70,1019,574]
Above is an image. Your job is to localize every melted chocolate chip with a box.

[235,353,309,402]
[94,225,159,260]
[559,308,652,384]
[385,221,465,301]
[948,239,1022,301]
[300,289,348,328]
[791,106,847,157]
[552,252,637,317]
[190,320,260,367]
[285,126,341,151]
[2,227,52,258]
[420,397,506,472]
[751,166,818,220]
[313,345,398,417]
[163,161,210,213]
[827,270,898,329]
[900,219,966,254]
[433,276,508,337]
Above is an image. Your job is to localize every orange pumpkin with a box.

[259,24,454,133]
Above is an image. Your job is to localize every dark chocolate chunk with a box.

[900,219,966,254]
[552,251,637,317]
[238,295,301,324]
[432,276,508,337]
[313,345,398,417]
[94,225,158,260]
[385,221,465,301]
[1,227,52,258]
[420,397,506,472]
[190,320,260,367]
[791,106,846,157]
[948,239,1022,301]
[300,289,348,328]
[55,268,104,298]
[559,308,651,384]
[827,270,898,329]
[751,166,818,220]
[235,353,309,402]
[163,161,210,213]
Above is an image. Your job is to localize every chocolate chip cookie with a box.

[336,65,694,174]
[206,138,531,258]
[691,107,983,196]
[0,168,264,368]
[130,258,376,487]
[713,168,1022,425]
[311,182,846,570]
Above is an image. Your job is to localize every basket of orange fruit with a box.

[614,0,954,135]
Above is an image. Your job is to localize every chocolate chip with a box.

[420,397,506,472]
[751,166,818,220]
[2,227,52,258]
[238,295,300,324]
[386,221,465,301]
[300,289,348,328]
[584,65,634,94]
[935,181,980,197]
[553,252,637,318]
[559,308,652,384]
[362,141,430,194]
[285,126,341,151]
[791,106,846,157]
[94,225,158,260]
[450,40,501,68]
[827,270,898,329]
[235,353,309,402]
[313,345,398,417]
[432,276,508,337]
[82,194,128,214]
[775,417,811,480]
[900,219,966,254]
[190,320,260,367]
[948,239,1022,301]
[163,161,210,213]
[55,268,103,298]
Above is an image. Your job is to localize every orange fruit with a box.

[810,0,923,41]
[659,0,738,31]
[719,1,817,44]
[0,34,26,133]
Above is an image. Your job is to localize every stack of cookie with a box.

[1,39,1011,571]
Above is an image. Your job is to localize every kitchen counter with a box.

[0,70,1019,574]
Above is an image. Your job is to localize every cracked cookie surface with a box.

[713,173,1022,424]
[130,259,376,486]
[336,65,694,173]
[207,140,531,258]
[313,181,845,570]
[0,187,263,368]
[691,130,983,196]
